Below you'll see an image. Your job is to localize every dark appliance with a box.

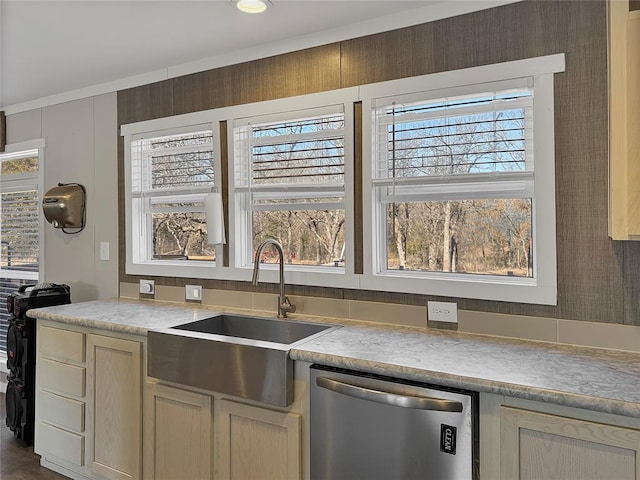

[5,283,70,446]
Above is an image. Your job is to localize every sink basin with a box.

[147,313,338,406]
[171,314,331,345]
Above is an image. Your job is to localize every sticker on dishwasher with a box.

[440,424,457,455]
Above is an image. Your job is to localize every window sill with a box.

[360,273,556,306]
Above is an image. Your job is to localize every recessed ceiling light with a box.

[235,0,271,14]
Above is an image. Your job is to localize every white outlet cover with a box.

[427,301,458,323]
[139,279,155,294]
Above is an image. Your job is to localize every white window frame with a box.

[227,89,359,289]
[360,54,564,305]
[122,112,224,279]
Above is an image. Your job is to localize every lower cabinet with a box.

[35,321,143,480]
[479,393,640,480]
[87,334,142,480]
[217,399,301,480]
[143,382,213,480]
[500,406,640,480]
[143,383,302,480]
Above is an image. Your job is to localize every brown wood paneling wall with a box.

[117,1,633,325]
[341,2,565,87]
[117,80,174,125]
[172,45,342,115]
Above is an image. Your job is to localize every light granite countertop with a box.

[28,297,224,335]
[29,298,640,418]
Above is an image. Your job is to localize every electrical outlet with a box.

[186,285,202,301]
[139,279,155,295]
[427,301,458,323]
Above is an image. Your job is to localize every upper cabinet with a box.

[609,0,640,239]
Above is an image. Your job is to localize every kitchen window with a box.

[0,144,42,357]
[123,119,223,278]
[233,108,346,268]
[228,91,358,289]
[361,55,564,305]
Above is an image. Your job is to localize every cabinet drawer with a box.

[39,326,85,363]
[38,389,84,433]
[39,358,85,397]
[38,422,84,466]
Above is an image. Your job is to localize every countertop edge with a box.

[290,349,640,419]
[34,310,150,336]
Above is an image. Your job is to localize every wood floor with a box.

[0,393,68,479]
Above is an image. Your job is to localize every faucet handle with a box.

[279,296,296,318]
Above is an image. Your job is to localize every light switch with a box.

[186,285,202,301]
[99,242,109,261]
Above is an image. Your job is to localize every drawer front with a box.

[39,325,85,363]
[39,358,85,397]
[38,389,84,433]
[38,422,84,466]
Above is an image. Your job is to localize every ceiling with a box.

[0,0,510,112]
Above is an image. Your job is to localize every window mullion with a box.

[250,128,344,147]
[252,201,344,212]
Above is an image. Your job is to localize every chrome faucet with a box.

[252,239,296,318]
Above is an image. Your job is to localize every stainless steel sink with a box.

[171,314,331,344]
[147,313,338,406]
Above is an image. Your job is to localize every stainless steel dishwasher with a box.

[310,365,479,480]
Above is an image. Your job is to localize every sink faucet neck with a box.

[252,239,296,318]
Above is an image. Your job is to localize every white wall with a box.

[6,93,119,302]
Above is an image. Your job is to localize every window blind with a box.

[374,89,534,182]
[1,189,39,271]
[131,128,215,198]
[373,89,534,202]
[235,112,345,210]
[236,113,344,185]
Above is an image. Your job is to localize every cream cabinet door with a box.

[87,334,142,480]
[143,382,213,480]
[609,0,640,239]
[217,399,301,480]
[500,406,640,480]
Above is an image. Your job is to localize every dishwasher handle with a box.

[316,376,463,412]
